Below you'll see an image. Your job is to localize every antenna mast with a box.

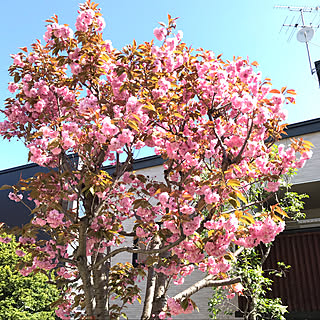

[275,4,320,75]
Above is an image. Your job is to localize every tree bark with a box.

[141,235,161,320]
[141,266,157,320]
[92,252,109,320]
[76,217,95,317]
[150,271,169,319]
[150,250,171,319]
[173,275,242,301]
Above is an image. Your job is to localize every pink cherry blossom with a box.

[153,27,167,41]
[46,210,64,228]
[96,16,106,31]
[104,40,113,52]
[182,216,202,236]
[176,30,183,42]
[159,192,169,205]
[8,82,18,93]
[265,181,280,192]
[0,237,11,244]
[12,54,24,67]
[159,311,167,319]
[16,250,26,257]
[8,192,23,202]
[70,63,82,75]
[32,218,46,226]
[101,116,119,136]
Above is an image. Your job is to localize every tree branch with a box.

[233,119,254,164]
[173,275,242,301]
[221,192,275,215]
[141,235,161,320]
[93,235,186,270]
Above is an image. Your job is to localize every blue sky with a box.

[1,0,320,170]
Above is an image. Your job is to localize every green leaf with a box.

[180,298,189,310]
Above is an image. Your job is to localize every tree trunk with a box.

[76,217,95,318]
[150,272,169,319]
[150,249,171,319]
[92,252,109,320]
[141,235,161,320]
[244,297,257,320]
[141,266,157,320]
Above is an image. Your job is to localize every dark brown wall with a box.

[265,229,320,313]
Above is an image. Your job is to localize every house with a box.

[263,118,320,320]
[0,118,319,319]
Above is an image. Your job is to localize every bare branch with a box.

[260,244,271,265]
[173,275,242,301]
[233,119,254,164]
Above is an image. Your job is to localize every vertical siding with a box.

[265,230,320,312]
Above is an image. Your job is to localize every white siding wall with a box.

[282,131,320,184]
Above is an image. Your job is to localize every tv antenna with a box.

[275,4,320,82]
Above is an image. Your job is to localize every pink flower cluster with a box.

[90,215,113,232]
[154,27,167,41]
[173,237,204,263]
[166,297,194,316]
[182,216,202,236]
[201,256,231,275]
[18,239,71,279]
[11,54,24,67]
[235,217,285,248]
[8,192,23,202]
[46,210,64,228]
[57,267,73,279]
[0,236,11,244]
[55,302,72,320]
[8,82,18,93]
[76,9,95,32]
[204,215,238,257]
[44,23,74,42]
[264,181,280,192]
[76,9,105,32]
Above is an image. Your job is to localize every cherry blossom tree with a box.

[0,1,313,319]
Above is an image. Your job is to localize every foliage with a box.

[0,234,59,320]
[208,247,289,320]
[0,1,313,319]
[208,287,233,320]
[237,247,288,320]
[278,191,308,221]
